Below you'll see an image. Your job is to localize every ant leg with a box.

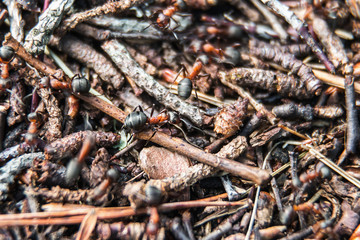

[133,105,145,113]
[150,104,156,118]
[144,128,159,146]
[170,123,200,148]
[127,133,134,145]
[172,65,188,85]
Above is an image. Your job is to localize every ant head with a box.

[0,46,15,63]
[71,75,90,93]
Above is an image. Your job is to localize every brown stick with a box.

[135,130,271,185]
[57,0,145,34]
[3,33,270,186]
[3,33,57,75]
[75,94,127,123]
[219,72,277,125]
[0,200,247,226]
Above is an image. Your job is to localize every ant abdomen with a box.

[178,77,192,99]
[124,111,148,130]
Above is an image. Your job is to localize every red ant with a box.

[25,112,42,146]
[124,106,180,131]
[0,46,15,80]
[171,59,209,100]
[299,163,331,184]
[144,185,162,236]
[92,168,120,200]
[153,0,186,30]
[123,106,201,146]
[280,202,322,225]
[65,134,95,184]
[41,74,91,94]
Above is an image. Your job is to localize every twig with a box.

[3,0,24,42]
[260,0,335,73]
[311,17,359,155]
[219,72,277,125]
[24,0,75,55]
[51,34,125,89]
[344,75,359,155]
[0,152,45,201]
[250,0,288,41]
[312,69,360,93]
[101,39,204,126]
[111,139,139,160]
[136,130,271,185]
[249,44,323,96]
[266,162,283,212]
[58,0,146,34]
[38,88,63,141]
[202,207,248,240]
[87,16,162,36]
[218,67,313,100]
[73,23,176,41]
[312,17,348,69]
[245,142,282,240]
[0,199,247,226]
[3,33,58,75]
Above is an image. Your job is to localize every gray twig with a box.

[3,0,24,42]
[51,34,125,89]
[24,0,74,55]
[0,153,45,201]
[101,39,204,126]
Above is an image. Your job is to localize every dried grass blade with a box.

[76,209,98,240]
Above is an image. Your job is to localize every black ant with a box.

[41,74,91,94]
[0,46,15,79]
[144,185,162,236]
[124,106,180,131]
[173,59,209,100]
[65,134,95,184]
[25,112,41,146]
[123,106,201,146]
[92,168,120,201]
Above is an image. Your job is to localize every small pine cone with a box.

[214,98,249,136]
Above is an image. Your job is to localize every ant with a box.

[25,112,42,146]
[280,202,322,225]
[144,185,162,236]
[41,74,91,94]
[172,59,208,100]
[92,168,120,201]
[123,106,200,146]
[152,0,186,30]
[124,106,180,131]
[299,163,331,184]
[65,134,95,185]
[67,95,80,119]
[0,46,15,80]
